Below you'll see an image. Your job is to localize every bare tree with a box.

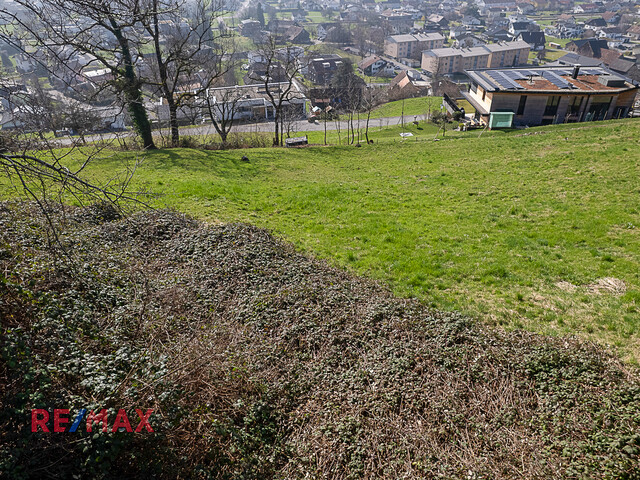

[331,59,363,144]
[0,79,145,255]
[281,104,299,140]
[0,0,157,149]
[141,0,231,147]
[250,37,306,146]
[424,95,437,122]
[204,84,242,146]
[12,79,64,138]
[362,85,385,143]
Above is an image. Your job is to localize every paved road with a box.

[379,55,412,72]
[58,114,428,146]
[179,115,422,136]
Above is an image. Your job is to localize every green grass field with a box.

[546,36,575,48]
[5,119,640,362]
[369,96,443,118]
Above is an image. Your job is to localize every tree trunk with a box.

[127,88,155,150]
[280,113,284,146]
[350,112,355,144]
[365,110,371,143]
[110,17,155,150]
[168,101,179,147]
[273,110,280,146]
[324,115,327,145]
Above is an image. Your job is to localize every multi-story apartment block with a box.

[421,40,530,75]
[384,33,445,60]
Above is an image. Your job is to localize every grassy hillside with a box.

[369,96,443,118]
[1,204,638,478]
[3,119,640,362]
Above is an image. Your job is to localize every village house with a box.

[380,11,414,34]
[306,55,344,84]
[462,16,483,30]
[553,52,605,68]
[357,56,394,76]
[387,70,429,99]
[483,26,512,42]
[517,3,536,15]
[516,31,546,50]
[462,65,638,127]
[477,0,517,14]
[427,14,449,28]
[566,38,609,58]
[601,11,620,24]
[509,20,535,37]
[267,19,297,32]
[204,82,308,122]
[626,25,640,41]
[476,0,516,8]
[280,26,311,44]
[573,3,603,14]
[454,33,487,49]
[449,26,471,40]
[239,19,263,39]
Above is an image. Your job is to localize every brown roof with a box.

[389,71,412,88]
[514,74,627,92]
[599,48,622,65]
[358,56,383,70]
[286,26,306,41]
[627,25,640,35]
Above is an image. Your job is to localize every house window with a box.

[482,89,486,101]
[587,95,612,120]
[517,95,527,115]
[544,95,560,116]
[569,96,582,115]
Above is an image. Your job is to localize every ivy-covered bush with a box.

[1,202,638,479]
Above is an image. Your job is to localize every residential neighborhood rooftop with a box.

[465,65,638,94]
[387,32,445,43]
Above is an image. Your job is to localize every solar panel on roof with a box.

[486,71,522,90]
[543,71,572,89]
[503,70,526,81]
[500,71,524,89]
[486,71,507,89]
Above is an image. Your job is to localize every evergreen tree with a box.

[257,3,265,26]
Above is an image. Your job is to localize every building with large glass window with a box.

[462,65,638,127]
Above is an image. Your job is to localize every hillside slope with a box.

[1,203,639,479]
[62,118,640,361]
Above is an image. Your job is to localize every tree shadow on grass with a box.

[144,148,259,178]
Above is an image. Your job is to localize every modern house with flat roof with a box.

[462,65,639,127]
[204,82,308,122]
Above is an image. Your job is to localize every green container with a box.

[488,112,514,129]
